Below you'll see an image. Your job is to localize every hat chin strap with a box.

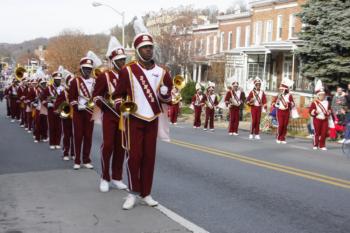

[136,49,153,63]
[111,60,121,71]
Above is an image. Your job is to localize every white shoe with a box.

[203,128,208,131]
[43,138,49,142]
[193,126,196,128]
[71,156,76,160]
[50,145,55,150]
[276,140,281,144]
[123,194,137,210]
[307,134,314,139]
[255,135,261,140]
[99,179,110,192]
[174,122,177,125]
[141,195,158,207]
[210,129,215,132]
[313,146,318,150]
[111,180,128,190]
[249,134,254,140]
[20,125,24,128]
[24,128,28,130]
[320,147,327,151]
[83,163,94,169]
[281,141,287,144]
[55,145,61,149]
[33,135,36,139]
[338,139,345,144]
[11,120,15,123]
[17,119,21,122]
[233,133,239,136]
[27,130,32,133]
[229,133,233,136]
[73,164,80,170]
[63,156,69,161]
[34,140,38,143]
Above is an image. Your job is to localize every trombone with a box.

[119,96,138,151]
[79,96,95,114]
[93,66,108,78]
[96,95,120,117]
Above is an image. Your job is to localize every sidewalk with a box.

[0,169,191,233]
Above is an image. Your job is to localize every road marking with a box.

[169,139,350,190]
[156,204,209,233]
[289,145,309,150]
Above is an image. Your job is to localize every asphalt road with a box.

[1,101,350,233]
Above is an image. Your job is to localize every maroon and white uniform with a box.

[201,93,218,130]
[17,84,26,126]
[309,99,331,148]
[225,89,245,134]
[246,88,267,135]
[8,83,20,120]
[42,84,63,147]
[69,76,95,165]
[35,85,48,141]
[114,61,172,198]
[191,93,203,127]
[93,70,124,182]
[169,88,180,124]
[55,88,75,158]
[272,93,295,141]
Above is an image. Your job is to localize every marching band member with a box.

[9,79,20,123]
[201,82,218,131]
[246,77,267,140]
[92,36,127,192]
[113,19,173,209]
[25,79,36,134]
[309,81,331,150]
[34,77,49,143]
[17,80,27,128]
[4,83,12,118]
[55,73,75,161]
[69,57,95,170]
[191,83,203,128]
[42,72,63,150]
[224,81,245,136]
[169,86,181,125]
[272,78,295,144]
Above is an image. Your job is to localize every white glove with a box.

[122,112,130,117]
[47,103,54,108]
[78,105,86,111]
[160,85,168,95]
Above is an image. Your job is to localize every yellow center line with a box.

[168,139,350,190]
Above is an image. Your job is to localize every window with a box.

[254,21,262,45]
[188,41,191,56]
[289,14,296,38]
[213,36,218,54]
[236,27,241,48]
[283,55,293,80]
[228,32,233,50]
[265,20,273,42]
[200,39,203,54]
[245,25,250,47]
[277,15,283,40]
[220,32,225,52]
[206,36,210,55]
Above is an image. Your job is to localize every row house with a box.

[187,0,311,106]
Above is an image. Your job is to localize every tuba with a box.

[15,67,26,81]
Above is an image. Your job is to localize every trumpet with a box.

[173,75,186,90]
[15,67,26,81]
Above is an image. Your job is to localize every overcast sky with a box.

[0,0,246,44]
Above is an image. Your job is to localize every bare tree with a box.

[45,29,93,74]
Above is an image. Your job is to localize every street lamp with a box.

[92,1,125,48]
